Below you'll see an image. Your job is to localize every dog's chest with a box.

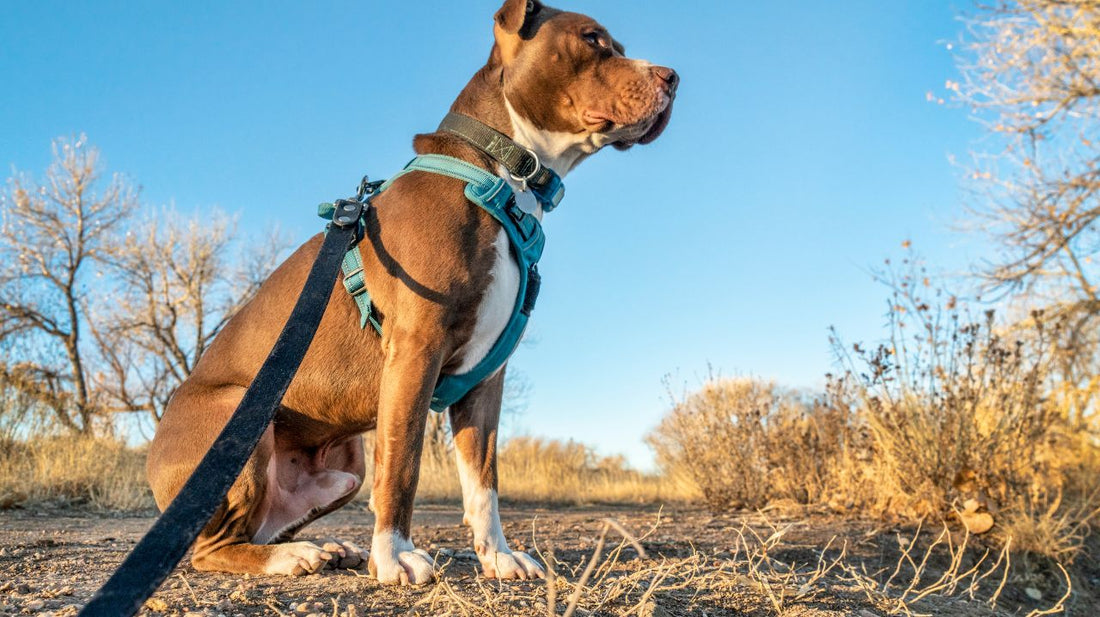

[450,229,520,375]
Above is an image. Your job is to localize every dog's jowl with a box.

[146,0,676,585]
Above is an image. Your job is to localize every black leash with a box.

[79,190,371,617]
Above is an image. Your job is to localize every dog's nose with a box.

[653,66,679,93]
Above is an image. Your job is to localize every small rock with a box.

[959,510,995,535]
[144,598,169,613]
[962,498,981,514]
[1025,587,1043,600]
[25,599,46,611]
[295,602,312,614]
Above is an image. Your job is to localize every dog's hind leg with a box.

[148,384,364,575]
[449,368,545,580]
[190,429,367,574]
[253,432,368,570]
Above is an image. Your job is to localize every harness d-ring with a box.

[509,148,541,193]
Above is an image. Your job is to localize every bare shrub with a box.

[647,378,847,511]
[831,252,1100,560]
[646,249,1100,562]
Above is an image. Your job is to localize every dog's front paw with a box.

[368,535,437,585]
[479,549,545,580]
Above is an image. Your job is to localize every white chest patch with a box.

[450,229,520,375]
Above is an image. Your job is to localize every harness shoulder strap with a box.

[320,154,550,412]
[318,200,383,334]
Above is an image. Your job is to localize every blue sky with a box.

[1,1,984,468]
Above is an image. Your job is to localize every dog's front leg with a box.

[367,330,442,585]
[449,369,545,580]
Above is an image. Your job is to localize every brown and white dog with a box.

[147,0,676,585]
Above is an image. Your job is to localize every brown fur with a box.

[147,0,676,581]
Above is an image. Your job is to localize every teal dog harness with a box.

[318,146,564,412]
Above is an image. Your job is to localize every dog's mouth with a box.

[583,93,674,151]
[619,97,674,150]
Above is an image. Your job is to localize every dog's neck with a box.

[415,63,594,218]
[502,98,593,180]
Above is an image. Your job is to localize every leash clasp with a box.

[357,175,385,201]
[331,199,364,228]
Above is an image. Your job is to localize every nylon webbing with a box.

[79,204,364,617]
[437,112,565,210]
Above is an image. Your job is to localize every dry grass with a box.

[0,434,150,510]
[0,432,695,513]
[390,435,697,505]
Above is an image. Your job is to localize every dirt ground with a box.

[0,502,1094,616]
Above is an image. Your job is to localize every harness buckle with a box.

[509,149,541,193]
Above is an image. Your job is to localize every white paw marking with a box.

[480,549,546,580]
[455,450,543,579]
[369,530,437,585]
[261,541,333,576]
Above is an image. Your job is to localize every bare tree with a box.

[0,136,137,434]
[92,210,285,424]
[956,0,1100,386]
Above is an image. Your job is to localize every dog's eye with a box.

[582,31,606,49]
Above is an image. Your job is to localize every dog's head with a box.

[491,0,677,153]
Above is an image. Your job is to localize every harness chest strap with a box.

[318,154,559,411]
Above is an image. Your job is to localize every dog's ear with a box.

[493,0,542,64]
[494,0,541,35]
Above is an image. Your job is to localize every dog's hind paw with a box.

[321,539,368,570]
[480,549,545,580]
[262,541,334,576]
